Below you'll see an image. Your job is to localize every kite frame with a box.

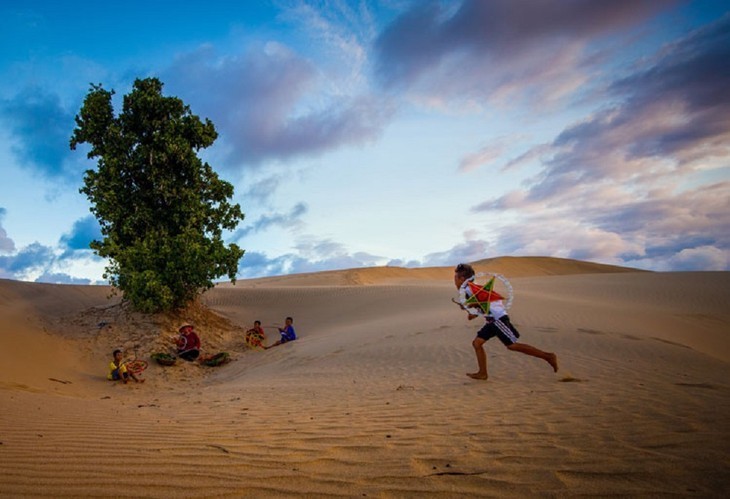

[124,358,148,374]
[457,272,514,317]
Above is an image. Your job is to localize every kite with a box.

[151,352,177,366]
[200,352,230,367]
[245,330,265,349]
[124,358,149,374]
[456,272,514,317]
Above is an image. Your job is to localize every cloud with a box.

[457,139,507,173]
[237,237,386,278]
[233,202,308,240]
[467,15,730,271]
[470,180,729,271]
[659,245,729,271]
[240,174,287,205]
[0,208,16,253]
[0,86,80,179]
[608,14,730,164]
[0,213,106,281]
[422,234,498,267]
[374,0,679,107]
[35,272,92,285]
[420,224,646,270]
[495,217,643,263]
[59,215,102,252]
[164,42,394,167]
[238,248,384,279]
[0,242,54,279]
[521,14,730,201]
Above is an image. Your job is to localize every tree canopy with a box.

[70,77,244,313]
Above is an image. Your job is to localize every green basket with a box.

[151,352,177,366]
[202,352,230,367]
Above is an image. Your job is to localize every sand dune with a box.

[1,258,728,496]
[228,256,643,287]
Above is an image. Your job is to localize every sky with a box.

[0,0,729,285]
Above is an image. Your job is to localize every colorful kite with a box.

[124,358,148,374]
[456,272,514,317]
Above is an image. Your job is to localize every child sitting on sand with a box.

[172,324,201,361]
[454,263,558,380]
[245,320,266,348]
[107,349,144,384]
[264,317,297,349]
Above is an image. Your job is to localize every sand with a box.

[0,257,728,497]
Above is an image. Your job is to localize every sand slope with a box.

[1,259,728,497]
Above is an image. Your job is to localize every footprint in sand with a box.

[558,372,585,383]
[675,382,717,389]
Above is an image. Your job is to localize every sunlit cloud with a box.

[164,41,394,168]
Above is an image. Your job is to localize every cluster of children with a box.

[107,316,298,384]
[110,262,561,385]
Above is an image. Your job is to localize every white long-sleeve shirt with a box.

[460,280,508,320]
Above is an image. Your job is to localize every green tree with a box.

[70,77,244,313]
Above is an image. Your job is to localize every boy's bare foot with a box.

[467,372,488,380]
[547,353,558,372]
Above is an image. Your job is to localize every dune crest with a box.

[227,255,642,287]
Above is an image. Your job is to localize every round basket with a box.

[202,352,230,367]
[151,352,177,366]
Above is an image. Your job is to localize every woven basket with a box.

[202,352,230,367]
[151,352,177,366]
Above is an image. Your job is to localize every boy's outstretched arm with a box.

[452,298,478,319]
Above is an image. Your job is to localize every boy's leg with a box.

[468,337,488,380]
[507,343,558,372]
[264,340,281,350]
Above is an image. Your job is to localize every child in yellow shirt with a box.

[108,349,144,384]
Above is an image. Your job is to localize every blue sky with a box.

[0,0,728,284]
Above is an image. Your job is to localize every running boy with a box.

[454,263,558,380]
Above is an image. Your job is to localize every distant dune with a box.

[229,256,644,287]
[1,256,728,497]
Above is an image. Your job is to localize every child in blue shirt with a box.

[264,317,297,349]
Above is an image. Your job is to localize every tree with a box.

[70,77,244,313]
